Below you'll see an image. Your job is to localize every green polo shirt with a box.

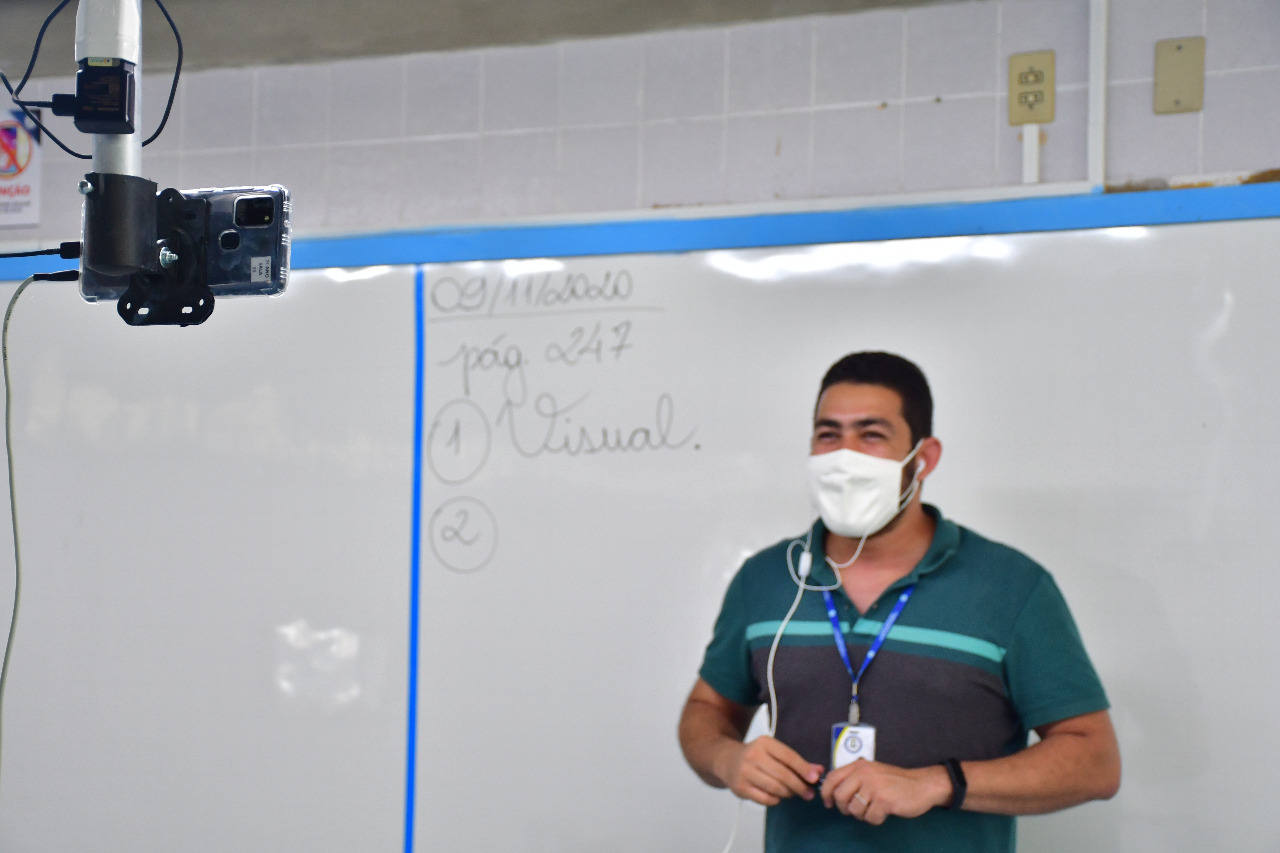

[698,506,1109,853]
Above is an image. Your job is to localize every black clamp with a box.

[116,187,214,326]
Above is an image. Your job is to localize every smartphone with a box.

[80,184,291,301]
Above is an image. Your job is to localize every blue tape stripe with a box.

[281,183,1280,268]
[403,267,425,853]
[5,184,1280,281]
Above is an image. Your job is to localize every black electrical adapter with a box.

[71,59,136,135]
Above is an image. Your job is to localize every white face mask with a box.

[806,443,924,539]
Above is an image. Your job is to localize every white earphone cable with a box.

[720,448,928,850]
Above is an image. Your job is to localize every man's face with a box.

[810,382,915,463]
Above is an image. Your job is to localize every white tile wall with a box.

[559,126,640,212]
[181,68,249,153]
[1205,0,1280,72]
[5,0,1280,251]
[404,51,482,137]
[643,29,725,122]
[482,44,559,132]
[640,118,725,208]
[999,0,1090,87]
[724,113,812,203]
[726,18,813,113]
[256,64,332,148]
[324,140,405,232]
[814,9,905,107]
[1105,80,1201,184]
[904,95,1000,191]
[479,130,558,216]
[560,36,644,128]
[400,137,482,222]
[1202,67,1280,175]
[811,104,904,197]
[905,1,999,99]
[329,56,407,144]
[1107,0,1205,82]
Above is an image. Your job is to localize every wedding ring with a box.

[853,793,869,807]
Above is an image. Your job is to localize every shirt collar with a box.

[807,504,959,589]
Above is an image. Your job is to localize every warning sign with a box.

[0,109,42,228]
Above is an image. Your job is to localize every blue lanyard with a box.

[821,584,915,715]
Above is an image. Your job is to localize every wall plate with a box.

[1154,36,1205,114]
[1009,50,1055,125]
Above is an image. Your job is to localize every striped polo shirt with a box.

[698,505,1109,853]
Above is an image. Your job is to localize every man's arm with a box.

[821,709,1121,823]
[961,708,1121,813]
[678,678,824,806]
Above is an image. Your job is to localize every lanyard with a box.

[821,584,915,725]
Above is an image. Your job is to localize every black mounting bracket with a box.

[116,188,215,326]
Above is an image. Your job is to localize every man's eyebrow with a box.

[812,416,896,431]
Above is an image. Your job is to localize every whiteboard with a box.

[0,268,417,851]
[1,215,1279,852]
[414,223,1279,853]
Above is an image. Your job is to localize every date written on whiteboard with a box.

[428,269,647,318]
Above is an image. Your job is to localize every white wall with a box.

[2,0,1279,247]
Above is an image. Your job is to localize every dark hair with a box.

[817,351,933,445]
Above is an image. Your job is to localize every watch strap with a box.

[942,758,967,810]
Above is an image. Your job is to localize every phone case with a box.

[79,184,291,301]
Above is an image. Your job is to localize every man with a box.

[678,351,1120,852]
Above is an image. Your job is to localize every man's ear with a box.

[916,436,943,479]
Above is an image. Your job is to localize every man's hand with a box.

[820,759,951,824]
[819,710,1121,822]
[715,735,824,806]
[678,678,823,806]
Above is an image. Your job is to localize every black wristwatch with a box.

[942,758,967,810]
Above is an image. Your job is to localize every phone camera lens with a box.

[234,195,275,228]
[219,230,241,251]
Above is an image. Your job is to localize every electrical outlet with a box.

[1008,51,1055,126]
[1154,37,1205,114]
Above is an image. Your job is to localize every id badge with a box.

[831,723,876,768]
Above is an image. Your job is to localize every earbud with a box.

[798,550,812,579]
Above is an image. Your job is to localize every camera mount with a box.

[115,188,214,325]
[80,174,215,325]
[72,0,214,325]
[5,1,288,323]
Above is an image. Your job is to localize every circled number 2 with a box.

[429,497,498,574]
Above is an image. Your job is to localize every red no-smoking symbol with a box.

[0,121,34,178]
